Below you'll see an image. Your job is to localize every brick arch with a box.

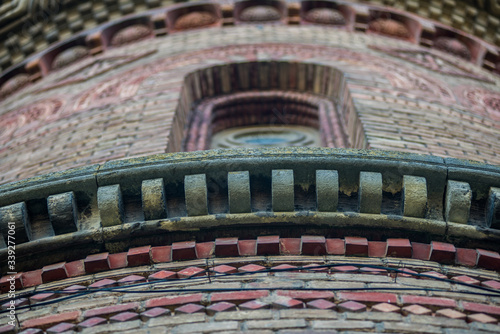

[167,60,368,153]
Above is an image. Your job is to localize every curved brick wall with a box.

[1,1,500,334]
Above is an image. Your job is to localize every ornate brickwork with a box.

[455,87,500,121]
[239,5,281,22]
[433,37,472,60]
[368,18,410,38]
[110,24,152,46]
[0,73,29,98]
[173,11,218,30]
[304,8,346,25]
[52,46,89,70]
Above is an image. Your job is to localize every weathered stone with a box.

[402,175,427,218]
[445,180,471,224]
[316,170,338,212]
[185,174,208,216]
[486,187,500,229]
[228,171,251,213]
[358,172,382,214]
[141,178,167,220]
[0,202,31,243]
[97,185,124,227]
[272,169,294,212]
[47,191,78,234]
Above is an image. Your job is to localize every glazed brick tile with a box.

[77,317,107,329]
[41,262,68,283]
[401,295,456,308]
[46,322,75,334]
[211,264,237,274]
[21,310,80,329]
[146,293,203,308]
[140,307,170,320]
[280,238,301,255]
[429,241,456,264]
[64,260,85,278]
[206,301,237,315]
[239,300,270,310]
[337,301,366,312]
[257,235,280,255]
[386,238,412,258]
[238,240,257,256]
[177,266,205,278]
[127,245,151,266]
[456,248,477,267]
[301,235,326,255]
[476,249,500,270]
[307,299,336,310]
[109,311,139,322]
[277,290,334,300]
[84,252,111,273]
[196,241,214,259]
[83,302,140,318]
[368,241,387,257]
[151,245,171,263]
[148,270,177,280]
[172,241,197,261]
[215,237,239,256]
[211,290,269,302]
[462,301,500,316]
[372,302,400,313]
[175,303,205,314]
[344,236,368,256]
[411,242,430,260]
[108,252,128,269]
[326,238,345,255]
[338,292,397,304]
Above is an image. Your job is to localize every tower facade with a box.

[1,1,500,333]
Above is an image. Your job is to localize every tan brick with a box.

[246,319,307,330]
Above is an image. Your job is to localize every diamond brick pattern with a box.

[211,264,237,275]
[482,280,500,290]
[239,300,270,310]
[238,264,266,272]
[337,301,367,312]
[30,292,55,303]
[307,299,336,310]
[63,284,86,292]
[21,311,80,330]
[468,313,498,324]
[140,307,170,320]
[77,317,107,329]
[452,275,480,285]
[332,265,358,272]
[359,267,387,274]
[436,308,466,319]
[271,264,298,272]
[273,297,304,309]
[372,302,400,312]
[109,311,139,322]
[83,302,140,318]
[177,266,205,278]
[421,271,447,280]
[46,322,75,334]
[117,275,146,285]
[206,301,237,314]
[148,270,177,280]
[402,304,432,315]
[211,290,269,302]
[88,278,116,289]
[2,298,28,309]
[175,303,205,314]
[146,294,203,308]
[302,263,328,272]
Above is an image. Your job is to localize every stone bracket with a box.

[272,169,294,212]
[0,202,31,244]
[228,171,251,214]
[185,174,208,216]
[486,187,500,229]
[316,170,339,212]
[358,171,382,214]
[47,191,78,235]
[97,184,124,227]
[445,180,472,224]
[402,175,427,218]
[142,178,167,220]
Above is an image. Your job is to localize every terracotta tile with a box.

[140,307,170,320]
[482,280,500,290]
[77,317,107,329]
[238,240,257,256]
[30,292,56,303]
[332,265,358,273]
[171,241,197,261]
[273,297,304,309]
[421,271,447,280]
[151,245,172,263]
[211,264,237,274]
[467,313,498,324]
[280,238,301,255]
[359,267,387,275]
[196,241,214,259]
[368,241,387,257]
[177,266,205,278]
[301,235,326,255]
[452,275,480,285]
[46,322,75,334]
[436,308,466,320]
[63,284,86,293]
[215,237,239,257]
[271,264,298,272]
[402,304,432,315]
[88,278,116,289]
[386,238,411,258]
[238,264,266,272]
[117,275,146,285]
[326,238,345,255]
[108,252,128,269]
[127,246,151,266]
[257,235,280,255]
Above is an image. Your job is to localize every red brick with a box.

[65,260,85,277]
[83,302,140,318]
[345,236,368,256]
[368,241,387,257]
[280,238,301,255]
[273,297,304,309]
[239,264,266,272]
[109,312,139,323]
[257,235,280,255]
[337,301,366,312]
[429,241,456,264]
[239,300,269,310]
[411,242,430,260]
[171,241,197,261]
[175,303,205,314]
[326,238,345,255]
[238,240,257,256]
[77,317,107,329]
[140,307,170,320]
[302,263,328,272]
[88,278,116,288]
[456,247,477,267]
[196,241,214,259]
[30,292,56,303]
[277,290,334,300]
[148,270,177,280]
[21,311,80,329]
[21,270,42,288]
[386,238,412,258]
[301,235,326,255]
[151,246,171,263]
[401,295,456,308]
[482,280,500,290]
[108,252,128,269]
[211,264,237,274]
[41,262,68,283]
[307,299,336,310]
[178,266,205,278]
[338,292,397,304]
[84,253,110,273]
[211,290,269,303]
[46,322,75,333]
[2,298,28,309]
[117,275,146,285]
[452,275,480,285]
[63,284,86,292]
[206,301,236,314]
[215,237,239,256]
[146,293,203,308]
[0,273,23,292]
[127,246,151,266]
[462,302,500,316]
[476,249,500,270]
